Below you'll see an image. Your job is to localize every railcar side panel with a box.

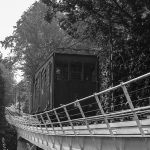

[31,55,54,113]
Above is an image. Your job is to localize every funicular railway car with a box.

[31,53,99,118]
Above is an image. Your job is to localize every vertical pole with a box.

[53,109,65,135]
[25,116,30,131]
[63,105,84,150]
[76,100,99,150]
[28,116,34,131]
[54,109,72,149]
[46,112,56,134]
[33,115,40,132]
[46,112,56,148]
[121,83,149,150]
[35,114,43,133]
[40,114,49,133]
[94,94,120,150]
[109,13,114,102]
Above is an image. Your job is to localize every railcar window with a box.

[70,63,82,80]
[35,78,40,98]
[41,71,45,94]
[49,63,52,83]
[46,65,49,86]
[44,70,46,91]
[35,80,37,99]
[84,64,96,81]
[56,63,68,80]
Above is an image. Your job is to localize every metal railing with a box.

[6,72,150,136]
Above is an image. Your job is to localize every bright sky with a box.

[0,0,37,82]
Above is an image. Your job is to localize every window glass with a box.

[35,77,40,98]
[41,70,45,94]
[46,65,49,86]
[84,63,96,81]
[49,63,52,83]
[35,80,37,99]
[70,63,82,80]
[56,63,68,80]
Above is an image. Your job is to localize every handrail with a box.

[5,72,150,138]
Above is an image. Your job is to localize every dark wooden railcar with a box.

[31,53,99,114]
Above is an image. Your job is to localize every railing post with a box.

[25,116,30,131]
[76,100,99,150]
[54,109,72,149]
[45,112,56,148]
[63,106,76,133]
[21,116,26,130]
[35,114,43,133]
[40,114,49,134]
[33,115,40,133]
[121,82,149,150]
[63,105,84,150]
[46,112,56,135]
[53,109,65,135]
[29,116,36,132]
[94,94,120,150]
[23,116,28,130]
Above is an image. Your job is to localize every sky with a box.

[0,0,37,82]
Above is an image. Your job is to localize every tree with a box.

[0,62,16,106]
[0,61,17,150]
[42,0,150,76]
[42,0,150,108]
[1,1,72,78]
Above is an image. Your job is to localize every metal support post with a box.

[29,116,35,132]
[121,83,149,150]
[63,105,84,150]
[94,94,120,150]
[54,109,71,149]
[53,109,65,135]
[46,112,56,134]
[76,100,99,150]
[22,116,27,130]
[40,114,49,133]
[35,115,43,133]
[46,112,56,148]
[33,115,40,133]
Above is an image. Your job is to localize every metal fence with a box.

[6,72,150,138]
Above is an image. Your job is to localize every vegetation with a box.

[42,0,150,81]
[0,1,97,113]
[0,57,17,150]
[42,0,150,107]
[1,0,150,111]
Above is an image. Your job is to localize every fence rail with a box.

[6,72,150,138]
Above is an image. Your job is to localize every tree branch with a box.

[112,0,134,22]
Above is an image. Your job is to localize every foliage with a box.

[0,1,72,78]
[0,62,17,150]
[42,0,150,76]
[42,0,150,107]
[0,62,16,106]
[0,65,6,130]
[0,1,99,114]
[14,77,31,113]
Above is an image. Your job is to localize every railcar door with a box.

[34,74,40,113]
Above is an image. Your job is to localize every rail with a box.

[6,72,150,137]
